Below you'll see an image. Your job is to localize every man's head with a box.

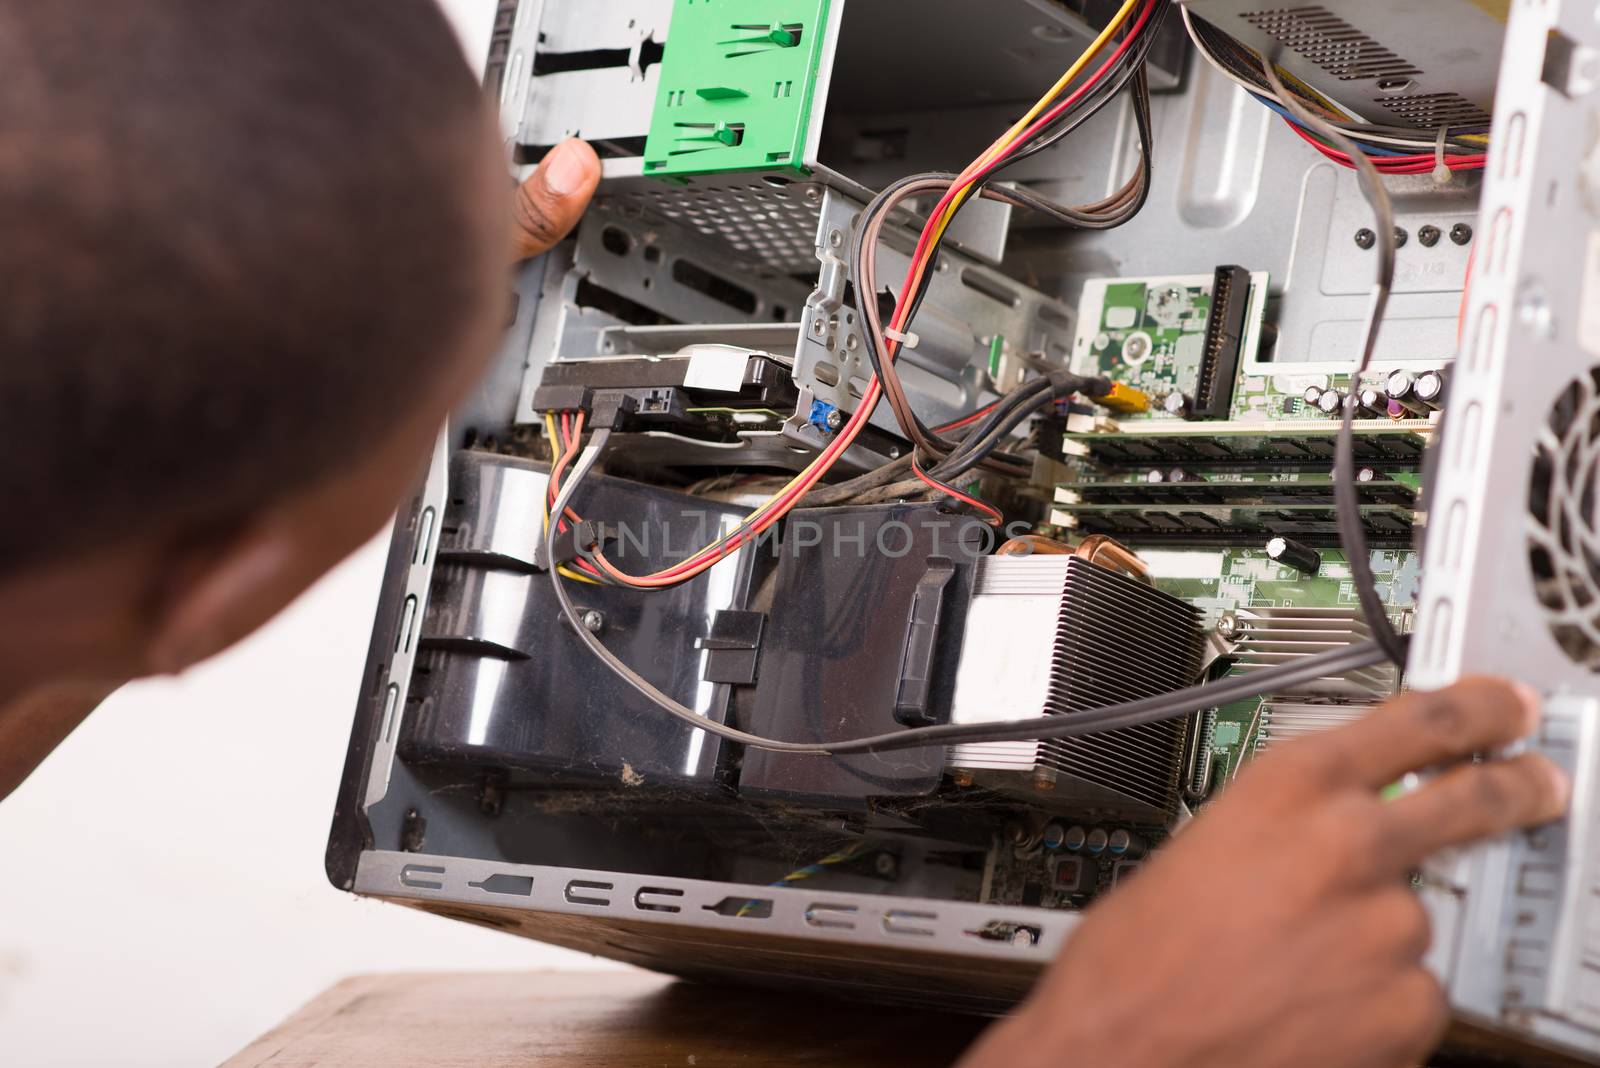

[0,1,596,695]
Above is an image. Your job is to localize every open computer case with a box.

[326,0,1600,1060]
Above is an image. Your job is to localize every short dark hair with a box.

[0,0,498,573]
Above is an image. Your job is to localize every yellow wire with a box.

[541,412,602,586]
[922,0,1142,254]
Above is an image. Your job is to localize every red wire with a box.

[934,402,1001,434]
[1287,124,1486,172]
[910,458,1003,527]
[893,0,1159,336]
[548,410,584,515]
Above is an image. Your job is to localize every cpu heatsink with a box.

[948,556,1204,822]
[1231,606,1398,699]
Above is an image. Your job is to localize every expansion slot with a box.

[1063,420,1432,468]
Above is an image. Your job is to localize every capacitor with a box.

[1162,392,1190,418]
[1414,369,1448,409]
[1168,468,1206,484]
[1385,370,1430,415]
[1085,828,1110,856]
[1356,386,1387,418]
[1144,469,1166,485]
[1316,389,1346,417]
[1107,829,1144,858]
[1302,385,1325,410]
[1062,826,1088,853]
[1267,535,1322,576]
[1042,824,1067,851]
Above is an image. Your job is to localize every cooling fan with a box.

[1528,367,1600,672]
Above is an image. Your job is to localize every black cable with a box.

[1260,60,1408,668]
[932,378,1080,483]
[547,434,1397,755]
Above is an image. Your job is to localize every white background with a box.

[0,4,627,1066]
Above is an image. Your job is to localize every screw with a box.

[824,409,844,432]
[1217,612,1244,641]
[811,318,827,337]
[873,852,898,877]
[828,229,844,248]
[1393,226,1409,248]
[1451,223,1474,246]
[1418,225,1442,247]
[581,609,605,634]
[1354,228,1377,249]
[1517,282,1554,337]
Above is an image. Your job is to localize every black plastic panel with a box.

[738,505,990,807]
[399,451,757,793]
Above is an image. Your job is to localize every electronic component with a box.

[1256,702,1374,748]
[1385,370,1431,416]
[1356,386,1388,418]
[1071,271,1271,422]
[1266,536,1322,577]
[1193,266,1253,419]
[1230,607,1400,700]
[1414,369,1448,409]
[948,556,1205,823]
[1096,381,1152,416]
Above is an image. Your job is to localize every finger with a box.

[1374,753,1570,874]
[1302,677,1541,790]
[1371,969,1449,1067]
[1360,885,1434,963]
[511,138,601,261]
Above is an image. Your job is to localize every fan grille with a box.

[1528,369,1600,670]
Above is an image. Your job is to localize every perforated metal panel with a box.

[1183,0,1505,128]
[1241,5,1423,82]
[604,178,824,274]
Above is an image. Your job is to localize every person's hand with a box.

[511,137,601,262]
[962,677,1570,1068]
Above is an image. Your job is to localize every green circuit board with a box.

[1150,546,1417,796]
[1072,273,1270,420]
[1069,272,1448,425]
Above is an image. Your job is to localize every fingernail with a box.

[540,140,590,197]
[1511,680,1543,735]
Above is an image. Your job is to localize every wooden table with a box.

[223,971,988,1067]
[225,970,1595,1067]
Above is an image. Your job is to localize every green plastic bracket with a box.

[643,0,832,180]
